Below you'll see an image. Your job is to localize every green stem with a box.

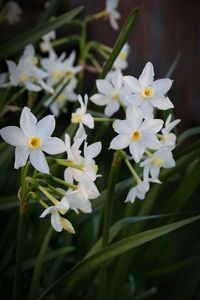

[13,163,29,300]
[99,150,122,300]
[93,117,116,122]
[29,227,53,300]
[56,159,83,170]
[120,151,141,184]
[51,34,80,47]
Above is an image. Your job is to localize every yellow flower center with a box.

[142,87,154,98]
[111,90,119,100]
[152,156,164,167]
[119,51,127,61]
[51,70,63,80]
[28,137,42,149]
[19,72,29,82]
[66,71,74,79]
[71,113,81,124]
[131,130,142,141]
[57,94,66,105]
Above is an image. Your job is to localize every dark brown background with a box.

[1,0,199,130]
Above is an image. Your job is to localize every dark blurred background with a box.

[0,0,199,130]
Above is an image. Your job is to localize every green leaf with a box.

[177,127,200,147]
[38,0,62,24]
[0,6,83,61]
[38,214,200,299]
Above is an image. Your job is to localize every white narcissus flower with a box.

[125,180,150,203]
[0,1,22,24]
[123,62,174,118]
[113,43,130,70]
[110,105,163,163]
[105,0,120,30]
[40,203,75,233]
[140,147,175,180]
[40,31,56,54]
[160,114,181,147]
[90,70,131,117]
[61,180,100,214]
[64,134,101,184]
[0,107,66,173]
[45,78,78,117]
[72,94,94,140]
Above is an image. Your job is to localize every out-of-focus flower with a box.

[0,1,22,25]
[125,180,150,203]
[123,62,174,118]
[140,147,175,180]
[40,31,56,54]
[0,107,65,173]
[41,51,82,87]
[72,95,94,140]
[40,203,75,233]
[45,78,78,116]
[113,43,129,70]
[105,0,120,30]
[90,70,131,117]
[160,114,181,147]
[110,105,163,163]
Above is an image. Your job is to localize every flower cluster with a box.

[91,62,180,203]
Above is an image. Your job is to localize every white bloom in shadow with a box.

[105,0,120,30]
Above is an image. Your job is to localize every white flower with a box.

[105,0,120,30]
[140,147,175,180]
[40,31,56,54]
[110,105,163,163]
[5,45,53,93]
[72,94,94,140]
[0,107,66,173]
[41,51,82,87]
[45,78,78,117]
[123,62,174,118]
[61,180,100,214]
[90,69,131,117]
[113,43,129,70]
[1,1,22,24]
[160,114,181,147]
[64,134,101,184]
[125,180,150,203]
[40,203,75,233]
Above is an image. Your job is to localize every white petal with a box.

[96,79,113,95]
[20,107,37,138]
[36,115,55,138]
[141,119,163,134]
[151,96,174,110]
[14,146,30,169]
[84,142,102,159]
[110,134,130,149]
[151,79,173,94]
[125,94,142,106]
[125,187,136,203]
[105,101,120,117]
[90,94,109,106]
[30,149,49,173]
[129,142,145,163]
[113,120,130,134]
[73,124,87,142]
[0,126,26,146]
[64,168,74,184]
[42,137,66,154]
[81,113,94,129]
[123,76,141,93]
[40,206,55,218]
[126,105,143,128]
[143,135,161,149]
[25,81,41,92]
[51,212,62,232]
[150,166,160,179]
[111,69,122,89]
[140,102,154,119]
[139,62,154,87]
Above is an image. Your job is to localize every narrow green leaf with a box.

[177,127,200,147]
[38,0,62,24]
[38,215,200,299]
[0,6,83,60]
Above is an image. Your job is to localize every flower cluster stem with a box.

[99,150,122,300]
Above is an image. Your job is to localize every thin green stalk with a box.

[13,163,29,300]
[29,227,53,300]
[51,35,80,47]
[99,151,122,300]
